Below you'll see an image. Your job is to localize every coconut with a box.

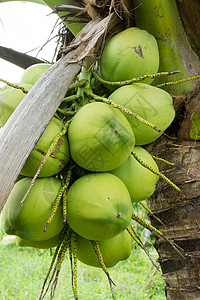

[3,177,64,241]
[108,83,175,145]
[68,102,135,172]
[20,63,51,85]
[16,232,61,249]
[74,229,132,268]
[0,83,33,126]
[100,27,159,84]
[110,146,159,202]
[67,173,132,240]
[20,117,70,177]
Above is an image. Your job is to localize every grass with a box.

[0,237,166,300]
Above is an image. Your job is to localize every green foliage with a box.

[0,238,165,299]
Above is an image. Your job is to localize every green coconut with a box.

[74,229,132,268]
[108,83,175,145]
[20,117,70,177]
[100,27,159,84]
[68,102,135,172]
[0,83,33,126]
[110,146,159,202]
[67,173,132,240]
[16,232,61,249]
[0,82,69,177]
[20,63,51,85]
[3,177,64,241]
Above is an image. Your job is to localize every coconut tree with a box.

[0,0,200,299]
[132,1,200,299]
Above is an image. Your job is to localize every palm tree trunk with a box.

[146,89,200,299]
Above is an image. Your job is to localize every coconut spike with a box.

[48,228,72,299]
[39,228,67,300]
[44,188,63,232]
[45,164,75,231]
[131,212,185,259]
[151,155,175,166]
[62,190,68,224]
[0,78,29,94]
[126,226,159,271]
[132,151,180,192]
[70,232,78,300]
[86,90,160,132]
[92,70,180,87]
[62,165,74,224]
[91,240,116,300]
[139,201,166,227]
[39,226,71,300]
[50,235,71,300]
[39,236,63,299]
[132,211,165,236]
[68,238,74,288]
[34,118,72,179]
[21,119,72,205]
[156,74,200,88]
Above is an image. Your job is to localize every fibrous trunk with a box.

[146,91,200,300]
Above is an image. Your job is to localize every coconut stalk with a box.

[132,0,200,95]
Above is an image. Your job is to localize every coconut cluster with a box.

[1,26,175,295]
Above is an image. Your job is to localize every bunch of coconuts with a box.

[1,27,175,271]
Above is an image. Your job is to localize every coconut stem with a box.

[92,70,180,87]
[68,79,88,91]
[57,108,76,116]
[0,78,29,94]
[50,235,71,300]
[70,232,78,300]
[21,119,72,205]
[139,201,166,227]
[61,94,80,103]
[131,212,185,259]
[151,155,175,166]
[44,165,74,231]
[132,212,163,237]
[126,225,159,271]
[156,74,200,88]
[91,240,116,300]
[86,90,161,132]
[63,165,75,223]
[39,227,66,299]
[132,151,180,192]
[62,190,68,224]
[39,226,72,300]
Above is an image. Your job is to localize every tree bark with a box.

[146,90,200,299]
[176,0,200,58]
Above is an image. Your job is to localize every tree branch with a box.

[0,46,45,69]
